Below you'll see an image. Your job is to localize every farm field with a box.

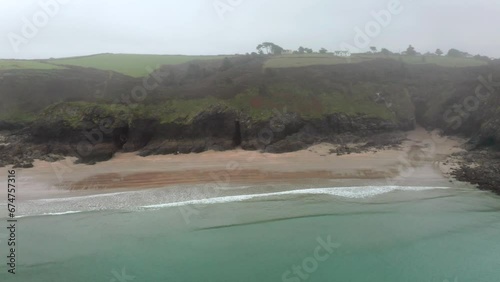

[45,54,228,77]
[0,60,64,71]
[0,53,488,78]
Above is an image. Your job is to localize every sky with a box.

[0,0,498,59]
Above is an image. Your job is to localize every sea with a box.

[1,183,500,282]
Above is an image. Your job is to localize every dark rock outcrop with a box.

[452,150,500,194]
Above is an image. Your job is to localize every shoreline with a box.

[0,128,470,203]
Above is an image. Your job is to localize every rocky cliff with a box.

[1,56,500,192]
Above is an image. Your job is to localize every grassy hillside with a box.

[0,60,64,71]
[0,53,488,77]
[0,53,491,128]
[228,83,395,121]
[0,67,140,123]
[39,81,404,128]
[45,54,227,77]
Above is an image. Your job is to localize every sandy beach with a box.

[0,127,468,205]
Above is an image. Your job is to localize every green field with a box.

[0,53,488,77]
[264,53,488,68]
[45,54,227,77]
[0,60,64,71]
[263,54,371,68]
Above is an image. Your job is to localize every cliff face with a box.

[24,103,407,164]
[1,56,500,168]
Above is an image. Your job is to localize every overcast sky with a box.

[0,0,498,59]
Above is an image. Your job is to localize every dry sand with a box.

[0,128,467,202]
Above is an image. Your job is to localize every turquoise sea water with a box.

[1,185,500,282]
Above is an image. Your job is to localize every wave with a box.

[142,185,450,209]
[29,185,256,204]
[8,185,449,218]
[15,211,83,218]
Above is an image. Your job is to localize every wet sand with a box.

[0,128,467,202]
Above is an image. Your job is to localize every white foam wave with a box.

[10,186,450,217]
[142,186,449,209]
[15,211,83,218]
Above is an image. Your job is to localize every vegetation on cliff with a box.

[0,53,496,148]
[38,81,400,129]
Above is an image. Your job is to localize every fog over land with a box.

[2,2,500,281]
[1,0,498,59]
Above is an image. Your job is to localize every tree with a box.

[406,45,417,56]
[256,42,272,54]
[256,42,284,55]
[298,46,305,54]
[447,48,468,58]
[370,46,377,53]
[474,54,491,62]
[380,48,392,55]
[435,49,443,56]
[305,48,313,54]
[319,48,328,54]
[256,44,264,53]
[271,44,284,55]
